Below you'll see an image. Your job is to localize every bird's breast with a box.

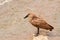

[29,19,41,26]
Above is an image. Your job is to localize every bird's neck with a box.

[29,16,37,22]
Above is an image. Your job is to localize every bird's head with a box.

[24,13,36,19]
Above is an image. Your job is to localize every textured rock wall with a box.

[0,0,60,40]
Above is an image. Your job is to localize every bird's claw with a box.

[34,33,39,37]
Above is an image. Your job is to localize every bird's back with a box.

[30,16,54,31]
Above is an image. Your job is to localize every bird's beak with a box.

[24,14,29,19]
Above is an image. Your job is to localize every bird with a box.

[24,13,54,36]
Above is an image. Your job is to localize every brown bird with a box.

[24,13,54,36]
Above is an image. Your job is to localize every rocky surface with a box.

[0,0,60,40]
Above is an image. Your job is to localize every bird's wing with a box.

[31,18,50,28]
[31,17,54,31]
[31,18,46,25]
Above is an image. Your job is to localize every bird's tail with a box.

[49,25,54,31]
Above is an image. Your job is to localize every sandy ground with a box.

[0,0,60,40]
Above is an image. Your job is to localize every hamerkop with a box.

[24,13,54,36]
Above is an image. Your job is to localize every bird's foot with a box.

[34,33,39,37]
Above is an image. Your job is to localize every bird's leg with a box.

[35,27,39,36]
[37,27,39,34]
